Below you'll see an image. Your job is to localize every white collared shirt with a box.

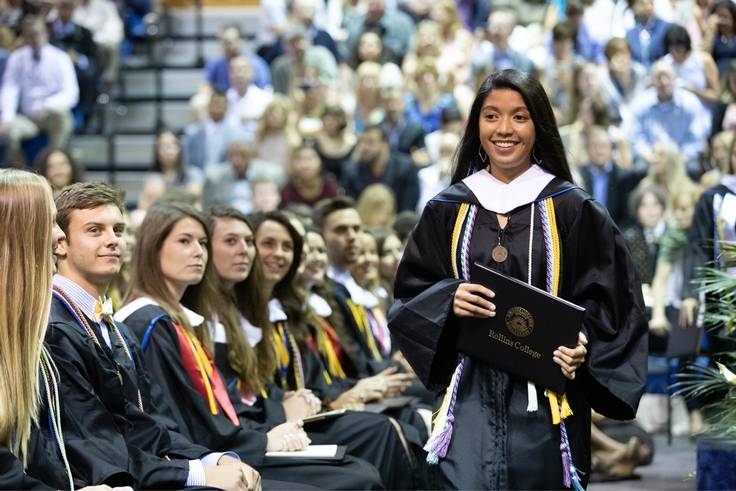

[1,44,78,123]
[53,274,112,347]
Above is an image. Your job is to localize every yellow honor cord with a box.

[346,299,383,361]
[450,203,470,280]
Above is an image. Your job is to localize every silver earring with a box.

[532,147,542,165]
[478,145,487,163]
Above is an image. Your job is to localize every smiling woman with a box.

[389,69,648,490]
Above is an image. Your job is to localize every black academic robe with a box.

[46,296,210,489]
[123,303,383,490]
[0,374,132,491]
[388,178,648,489]
[682,183,736,356]
[683,184,734,298]
[0,444,57,490]
[214,338,424,490]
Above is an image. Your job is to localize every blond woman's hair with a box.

[0,169,54,465]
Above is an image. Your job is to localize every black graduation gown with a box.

[123,304,383,491]
[46,297,209,489]
[0,377,132,491]
[0,444,57,490]
[682,184,736,355]
[216,333,422,490]
[388,178,648,489]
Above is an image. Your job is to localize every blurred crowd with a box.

[2,0,736,483]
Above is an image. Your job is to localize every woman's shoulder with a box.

[114,297,170,331]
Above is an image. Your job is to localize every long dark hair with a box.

[205,207,276,394]
[252,211,308,340]
[451,69,573,184]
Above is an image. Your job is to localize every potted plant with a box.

[676,243,736,490]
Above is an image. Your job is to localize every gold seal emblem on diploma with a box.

[505,307,534,337]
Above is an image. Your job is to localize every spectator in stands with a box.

[379,88,427,165]
[626,61,711,167]
[342,124,419,212]
[279,0,341,63]
[34,147,83,197]
[49,0,100,127]
[400,20,442,81]
[352,61,382,133]
[579,125,644,227]
[256,95,300,171]
[541,21,583,125]
[430,0,473,82]
[259,0,341,64]
[226,56,273,140]
[203,139,256,214]
[271,24,338,95]
[281,140,341,208]
[207,23,270,92]
[404,60,456,135]
[637,140,696,197]
[470,9,535,86]
[316,105,356,180]
[0,16,78,166]
[183,89,240,171]
[701,130,735,186]
[708,0,736,75]
[715,60,736,133]
[190,23,270,121]
[662,24,719,108]
[625,0,670,67]
[599,37,648,124]
[424,104,463,165]
[392,209,419,245]
[151,130,203,197]
[623,184,668,286]
[343,0,415,66]
[72,0,123,86]
[565,0,605,64]
[417,131,458,211]
[251,176,282,212]
[350,31,385,68]
[356,183,396,228]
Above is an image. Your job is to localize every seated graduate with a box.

[48,182,261,490]
[203,207,421,490]
[298,228,429,424]
[0,169,129,490]
[388,69,648,490]
[114,202,383,490]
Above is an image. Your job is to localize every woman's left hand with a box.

[553,332,588,380]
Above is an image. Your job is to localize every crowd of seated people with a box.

[3,0,736,485]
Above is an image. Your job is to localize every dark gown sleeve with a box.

[682,191,715,299]
[388,199,465,391]
[127,315,269,466]
[119,323,214,461]
[561,197,649,420]
[44,322,178,489]
[0,445,55,490]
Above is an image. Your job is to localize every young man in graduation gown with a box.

[47,182,267,490]
[388,70,648,489]
[313,196,399,377]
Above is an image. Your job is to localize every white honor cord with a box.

[41,347,74,491]
[526,202,539,412]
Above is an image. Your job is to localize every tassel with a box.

[526,382,538,412]
[559,418,585,491]
[424,358,465,464]
[559,393,574,419]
